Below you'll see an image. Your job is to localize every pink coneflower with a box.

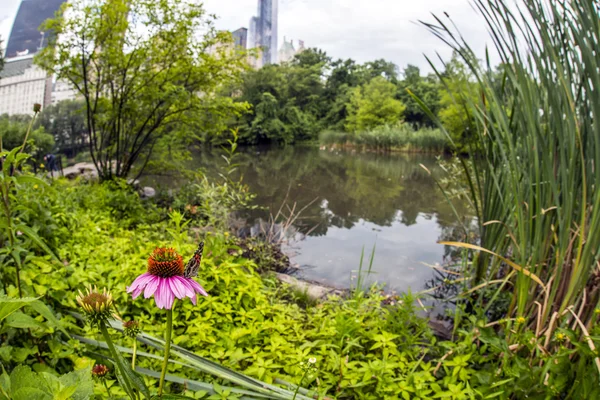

[127,247,208,309]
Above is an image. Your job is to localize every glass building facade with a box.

[249,0,278,66]
[5,0,67,59]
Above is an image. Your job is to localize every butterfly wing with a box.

[184,242,204,279]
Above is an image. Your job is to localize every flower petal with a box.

[187,278,209,297]
[144,276,160,299]
[162,280,174,309]
[127,273,153,293]
[131,285,144,299]
[173,276,196,299]
[154,278,165,309]
[168,277,187,299]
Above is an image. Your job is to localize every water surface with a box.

[182,146,468,293]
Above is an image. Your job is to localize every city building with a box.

[51,79,78,104]
[278,37,306,64]
[5,0,67,59]
[0,56,52,115]
[248,0,278,67]
[232,28,248,50]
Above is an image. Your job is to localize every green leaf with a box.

[9,366,51,400]
[99,323,150,399]
[28,300,69,335]
[4,312,45,329]
[0,296,39,322]
[13,225,59,262]
[11,387,52,400]
[14,175,48,188]
[57,369,93,400]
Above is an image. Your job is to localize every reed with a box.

[320,125,449,153]
[422,0,600,341]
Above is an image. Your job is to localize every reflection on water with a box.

[152,145,470,292]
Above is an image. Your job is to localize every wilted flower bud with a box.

[33,103,41,113]
[123,319,141,338]
[76,286,114,326]
[92,364,109,379]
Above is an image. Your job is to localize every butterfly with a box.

[184,242,204,279]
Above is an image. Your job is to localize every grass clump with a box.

[320,124,449,153]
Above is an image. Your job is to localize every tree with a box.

[398,65,441,128]
[0,115,55,158]
[345,77,406,132]
[36,100,88,157]
[37,0,247,180]
[437,54,479,149]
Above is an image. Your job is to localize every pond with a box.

[148,145,470,294]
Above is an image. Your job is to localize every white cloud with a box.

[1,0,498,72]
[203,0,497,72]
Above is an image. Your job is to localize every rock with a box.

[275,273,343,300]
[140,186,156,198]
[127,179,140,188]
[62,162,98,179]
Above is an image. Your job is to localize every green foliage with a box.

[436,55,479,151]
[37,0,248,180]
[345,77,406,132]
[36,100,87,158]
[320,124,448,152]
[398,65,441,128]
[233,51,327,145]
[0,365,93,400]
[0,114,54,158]
[231,48,483,150]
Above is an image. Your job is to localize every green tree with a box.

[345,76,406,132]
[0,114,55,158]
[37,0,247,180]
[437,54,479,149]
[398,65,441,128]
[235,49,328,144]
[36,100,87,158]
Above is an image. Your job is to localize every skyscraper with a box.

[248,0,278,67]
[232,28,248,50]
[5,0,67,59]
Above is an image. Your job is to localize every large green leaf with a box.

[28,300,69,335]
[13,224,59,262]
[0,296,38,322]
[4,312,45,330]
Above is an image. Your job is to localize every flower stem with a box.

[292,369,309,400]
[158,308,173,396]
[131,339,137,370]
[102,379,112,399]
[19,109,39,155]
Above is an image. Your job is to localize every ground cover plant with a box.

[1,0,600,399]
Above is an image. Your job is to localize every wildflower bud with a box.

[123,320,141,338]
[76,286,114,326]
[92,364,109,379]
[33,103,41,113]
[516,316,526,324]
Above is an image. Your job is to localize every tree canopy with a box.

[37,0,248,180]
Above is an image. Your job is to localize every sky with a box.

[0,0,497,73]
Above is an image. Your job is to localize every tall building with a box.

[232,28,248,50]
[248,0,278,67]
[0,56,52,115]
[278,37,307,64]
[5,0,67,59]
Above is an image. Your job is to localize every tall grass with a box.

[423,0,600,345]
[320,124,449,153]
